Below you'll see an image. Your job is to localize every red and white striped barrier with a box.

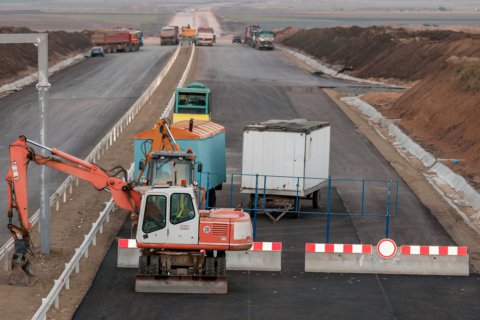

[305,240,469,276]
[117,238,141,268]
[306,243,372,254]
[227,242,282,272]
[401,245,467,256]
[251,242,282,252]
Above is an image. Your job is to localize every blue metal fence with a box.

[197,171,399,242]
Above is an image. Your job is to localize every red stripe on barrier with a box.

[458,247,468,256]
[325,243,334,253]
[401,246,411,255]
[362,244,372,253]
[305,243,315,253]
[253,242,263,251]
[272,242,282,251]
[420,246,429,255]
[439,246,448,255]
[118,239,129,248]
[344,244,353,253]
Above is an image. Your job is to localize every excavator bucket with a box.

[8,254,38,286]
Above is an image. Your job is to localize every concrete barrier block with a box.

[305,243,469,276]
[227,242,282,272]
[117,239,140,268]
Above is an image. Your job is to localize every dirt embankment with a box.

[278,26,480,82]
[0,26,92,85]
[279,26,480,186]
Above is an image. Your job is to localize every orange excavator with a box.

[6,134,252,293]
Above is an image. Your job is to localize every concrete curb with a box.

[305,243,469,276]
[227,242,282,272]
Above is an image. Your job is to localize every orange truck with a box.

[180,25,197,42]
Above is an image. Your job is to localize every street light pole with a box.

[0,33,51,253]
[37,34,52,254]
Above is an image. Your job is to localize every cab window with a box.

[170,193,195,225]
[142,195,166,233]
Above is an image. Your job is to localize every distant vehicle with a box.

[90,46,105,57]
[160,26,179,45]
[91,29,141,54]
[196,27,215,46]
[232,35,242,44]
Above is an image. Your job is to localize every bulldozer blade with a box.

[135,275,227,294]
[8,263,38,286]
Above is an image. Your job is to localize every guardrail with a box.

[0,44,182,273]
[29,43,196,320]
[32,165,132,320]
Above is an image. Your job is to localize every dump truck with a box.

[241,119,331,222]
[6,135,251,293]
[253,29,275,50]
[180,25,197,43]
[133,119,226,207]
[91,29,141,53]
[160,26,179,45]
[244,24,260,47]
[173,82,211,123]
[196,27,215,46]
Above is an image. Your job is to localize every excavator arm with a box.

[135,118,182,182]
[5,135,142,285]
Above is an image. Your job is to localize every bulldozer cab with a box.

[137,187,199,245]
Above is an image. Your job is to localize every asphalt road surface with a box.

[0,45,175,244]
[74,42,480,319]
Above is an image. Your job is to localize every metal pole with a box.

[0,34,51,253]
[326,176,332,243]
[37,33,51,254]
[385,180,392,238]
[253,174,259,241]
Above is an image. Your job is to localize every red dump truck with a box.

[160,26,179,45]
[91,29,141,53]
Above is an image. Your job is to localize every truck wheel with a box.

[312,190,321,209]
[139,255,148,274]
[205,257,215,277]
[149,255,159,275]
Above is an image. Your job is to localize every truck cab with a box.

[173,82,211,123]
[138,186,199,245]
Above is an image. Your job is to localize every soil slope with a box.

[280,26,480,187]
[279,26,480,82]
[0,26,92,85]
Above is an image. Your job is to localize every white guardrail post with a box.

[0,44,182,275]
[29,44,196,319]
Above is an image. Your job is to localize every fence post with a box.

[361,179,365,216]
[295,177,300,213]
[229,173,234,208]
[263,175,267,211]
[326,176,332,243]
[395,179,399,216]
[206,172,211,209]
[385,180,392,238]
[198,172,203,209]
[253,174,259,241]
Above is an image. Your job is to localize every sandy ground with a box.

[0,45,192,320]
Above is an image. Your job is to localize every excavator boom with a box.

[5,135,141,285]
